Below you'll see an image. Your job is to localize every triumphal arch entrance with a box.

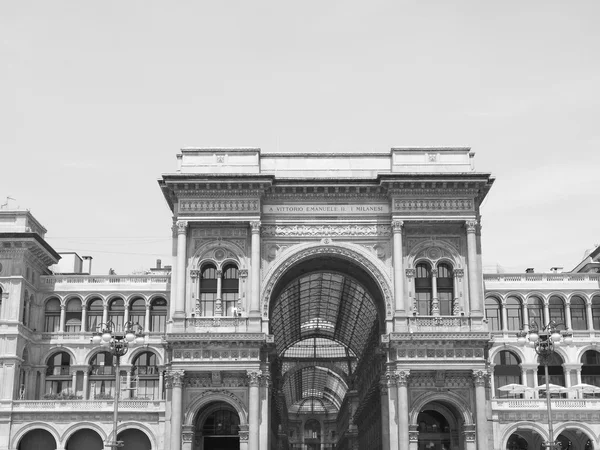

[159,147,494,450]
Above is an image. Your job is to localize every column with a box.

[124,301,130,324]
[391,220,405,313]
[452,270,463,315]
[215,269,223,316]
[260,370,271,449]
[60,304,66,332]
[406,269,416,315]
[40,370,46,397]
[170,221,178,320]
[102,302,108,325]
[175,220,188,318]
[466,220,482,314]
[81,305,87,332]
[250,221,261,316]
[397,370,410,450]
[145,303,151,332]
[543,299,550,326]
[501,300,508,332]
[71,369,77,393]
[247,370,262,450]
[473,369,488,450]
[379,375,391,450]
[83,371,89,399]
[431,269,439,315]
[587,300,594,331]
[158,370,164,400]
[565,301,572,330]
[168,369,185,450]
[522,302,529,330]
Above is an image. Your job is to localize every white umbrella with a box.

[498,383,532,394]
[534,384,569,394]
[570,383,600,394]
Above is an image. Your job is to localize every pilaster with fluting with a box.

[397,370,410,450]
[465,220,481,314]
[250,221,261,316]
[247,369,262,450]
[391,220,405,314]
[386,371,399,449]
[472,369,489,450]
[175,221,188,318]
[167,369,185,450]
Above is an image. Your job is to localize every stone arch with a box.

[184,389,249,426]
[82,293,107,307]
[488,345,526,367]
[575,345,600,362]
[260,241,393,319]
[192,240,247,270]
[62,422,107,443]
[44,346,77,365]
[126,346,164,366]
[409,391,474,426]
[501,421,551,449]
[10,423,60,450]
[116,421,157,450]
[407,239,462,270]
[554,422,597,446]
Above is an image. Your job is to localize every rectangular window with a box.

[416,292,431,315]
[571,308,586,330]
[222,292,238,316]
[151,314,166,333]
[486,308,501,331]
[44,315,60,332]
[438,292,453,315]
[201,292,217,316]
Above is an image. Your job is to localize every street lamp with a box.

[517,320,573,450]
[91,321,145,448]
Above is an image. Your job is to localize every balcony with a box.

[492,398,600,411]
[12,399,165,412]
[484,272,600,290]
[40,274,170,292]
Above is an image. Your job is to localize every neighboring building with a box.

[0,148,598,450]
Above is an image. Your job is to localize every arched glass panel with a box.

[505,297,522,331]
[437,263,454,316]
[527,297,544,327]
[129,298,146,330]
[89,351,120,400]
[485,297,501,331]
[108,298,125,330]
[570,296,587,330]
[416,410,451,450]
[132,352,160,400]
[549,296,565,325]
[87,298,104,331]
[581,350,600,397]
[592,295,600,330]
[493,351,522,397]
[45,352,72,397]
[200,407,240,436]
[65,298,82,333]
[415,263,432,316]
[222,264,239,316]
[200,264,218,316]
[304,419,321,439]
[44,298,61,332]
[150,298,167,332]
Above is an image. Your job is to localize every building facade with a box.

[0,148,598,450]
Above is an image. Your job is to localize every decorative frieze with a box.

[261,224,392,237]
[192,228,248,238]
[172,347,260,361]
[393,198,474,213]
[179,199,260,214]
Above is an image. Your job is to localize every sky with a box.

[2,1,599,275]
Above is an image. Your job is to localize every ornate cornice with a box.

[261,224,391,238]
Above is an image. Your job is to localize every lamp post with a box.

[92,321,145,448]
[517,321,573,450]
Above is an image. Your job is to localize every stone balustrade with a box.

[12,399,165,411]
[39,274,170,292]
[492,398,599,410]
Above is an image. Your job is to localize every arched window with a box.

[581,350,600,397]
[65,298,82,333]
[505,297,522,331]
[200,264,218,316]
[89,352,117,399]
[304,419,321,439]
[494,350,522,397]
[222,264,239,316]
[537,352,565,396]
[415,263,432,316]
[485,297,501,331]
[132,352,160,400]
[199,405,240,436]
[592,295,600,330]
[44,298,61,332]
[437,263,454,315]
[527,296,544,327]
[45,352,72,396]
[129,298,146,330]
[570,296,587,330]
[549,296,565,325]
[87,298,103,331]
[108,298,125,329]
[150,298,167,332]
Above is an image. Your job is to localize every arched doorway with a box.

[267,251,388,450]
[416,409,454,450]
[65,428,103,450]
[194,402,241,450]
[18,429,56,450]
[505,428,595,450]
[117,429,152,450]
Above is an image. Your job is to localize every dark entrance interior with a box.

[203,436,240,450]
[195,402,240,450]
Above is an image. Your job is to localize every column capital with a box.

[391,220,404,232]
[379,375,389,395]
[472,369,488,387]
[250,220,261,233]
[165,369,185,388]
[396,370,410,387]
[176,220,188,234]
[465,219,478,233]
[247,369,262,386]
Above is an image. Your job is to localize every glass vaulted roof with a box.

[283,366,348,415]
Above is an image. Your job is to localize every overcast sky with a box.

[2,1,599,275]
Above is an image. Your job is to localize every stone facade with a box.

[0,148,598,450]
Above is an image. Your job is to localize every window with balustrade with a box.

[494,350,522,397]
[437,263,454,315]
[65,298,82,333]
[89,351,118,399]
[132,352,160,400]
[150,297,167,332]
[549,295,566,325]
[108,298,125,329]
[485,297,501,331]
[505,296,523,331]
[200,264,218,316]
[570,296,587,330]
[44,298,61,332]
[129,298,146,330]
[222,264,239,316]
[581,350,600,398]
[45,352,72,396]
[592,295,600,330]
[87,298,104,331]
[415,263,432,315]
[527,296,544,326]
